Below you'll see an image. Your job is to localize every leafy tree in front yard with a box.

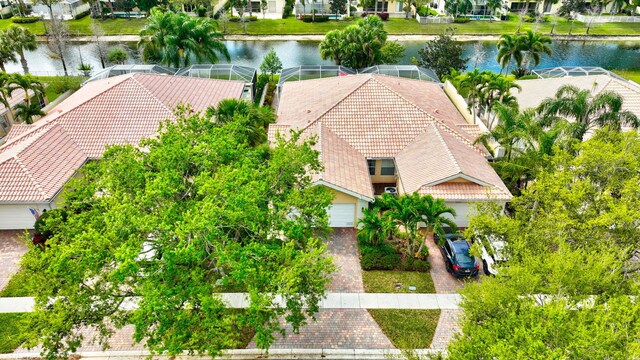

[329,0,347,15]
[19,107,335,359]
[449,129,640,358]
[414,28,468,79]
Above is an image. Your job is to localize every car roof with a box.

[449,239,470,252]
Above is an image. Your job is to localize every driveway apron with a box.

[0,230,29,292]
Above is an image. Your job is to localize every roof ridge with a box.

[430,123,461,175]
[300,76,372,131]
[130,73,178,116]
[13,156,47,200]
[370,76,485,155]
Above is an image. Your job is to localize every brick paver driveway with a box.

[0,230,29,292]
[248,228,393,350]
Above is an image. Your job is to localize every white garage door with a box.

[0,204,44,230]
[327,203,356,228]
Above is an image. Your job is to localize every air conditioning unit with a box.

[384,187,398,195]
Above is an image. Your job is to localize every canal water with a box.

[6,39,640,76]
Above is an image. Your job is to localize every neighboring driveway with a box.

[0,230,29,292]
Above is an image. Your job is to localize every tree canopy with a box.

[138,8,230,67]
[414,29,468,79]
[449,129,640,359]
[318,16,404,68]
[20,103,335,359]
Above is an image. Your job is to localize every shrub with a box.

[229,15,241,22]
[402,258,431,272]
[342,16,354,21]
[377,12,389,20]
[107,47,127,64]
[196,5,207,17]
[254,73,269,103]
[360,244,402,271]
[301,15,329,22]
[417,5,429,17]
[361,11,368,17]
[74,9,90,19]
[247,15,258,21]
[523,14,536,22]
[282,4,293,18]
[453,16,470,23]
[12,16,40,23]
[518,74,539,80]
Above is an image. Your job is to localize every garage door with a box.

[0,204,42,230]
[327,203,355,228]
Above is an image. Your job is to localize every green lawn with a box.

[613,69,640,83]
[362,270,436,293]
[1,15,640,36]
[368,309,440,349]
[0,313,30,353]
[0,269,32,297]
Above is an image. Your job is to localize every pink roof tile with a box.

[315,125,374,200]
[418,182,511,201]
[272,74,510,202]
[0,73,245,203]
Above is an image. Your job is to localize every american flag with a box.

[28,207,40,219]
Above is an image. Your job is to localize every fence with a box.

[575,13,640,23]
[415,14,453,23]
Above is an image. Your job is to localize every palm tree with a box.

[0,72,14,119]
[417,195,457,247]
[357,208,394,246]
[139,10,229,68]
[518,30,552,70]
[459,68,487,122]
[206,98,274,146]
[484,74,521,127]
[496,33,523,75]
[475,103,533,160]
[8,73,45,124]
[4,26,37,74]
[319,30,344,65]
[485,0,502,19]
[14,101,45,124]
[538,85,640,140]
[0,35,17,73]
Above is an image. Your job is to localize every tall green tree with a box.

[329,0,346,15]
[205,98,275,146]
[449,130,640,359]
[414,28,468,79]
[259,49,282,81]
[496,33,523,75]
[518,30,552,70]
[138,8,230,67]
[317,15,391,69]
[20,108,335,359]
[4,26,37,74]
[416,195,457,246]
[8,73,45,124]
[0,35,17,73]
[538,84,640,140]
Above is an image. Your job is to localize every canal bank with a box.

[54,34,640,42]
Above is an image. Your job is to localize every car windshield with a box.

[451,241,474,264]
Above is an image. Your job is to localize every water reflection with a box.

[5,39,639,76]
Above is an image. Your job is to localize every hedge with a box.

[12,16,40,23]
[74,9,90,20]
[301,14,329,22]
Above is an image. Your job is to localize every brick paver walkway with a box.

[15,325,146,353]
[425,237,464,294]
[430,309,462,351]
[327,228,363,293]
[0,230,29,292]
[247,309,394,349]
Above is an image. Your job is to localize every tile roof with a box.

[418,182,512,201]
[515,75,640,120]
[315,125,374,201]
[0,73,245,203]
[272,74,510,202]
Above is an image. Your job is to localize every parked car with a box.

[478,235,507,276]
[441,234,479,277]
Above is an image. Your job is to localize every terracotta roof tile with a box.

[418,182,512,201]
[0,73,245,203]
[272,74,510,201]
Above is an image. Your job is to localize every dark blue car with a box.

[441,235,479,277]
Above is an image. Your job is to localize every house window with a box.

[380,159,395,176]
[367,160,376,175]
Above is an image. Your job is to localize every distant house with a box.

[0,73,246,230]
[0,88,47,138]
[515,72,640,134]
[28,0,90,19]
[270,74,511,228]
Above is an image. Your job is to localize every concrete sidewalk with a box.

[0,293,461,313]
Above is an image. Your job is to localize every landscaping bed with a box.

[368,309,440,349]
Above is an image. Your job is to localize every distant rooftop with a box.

[85,65,177,84]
